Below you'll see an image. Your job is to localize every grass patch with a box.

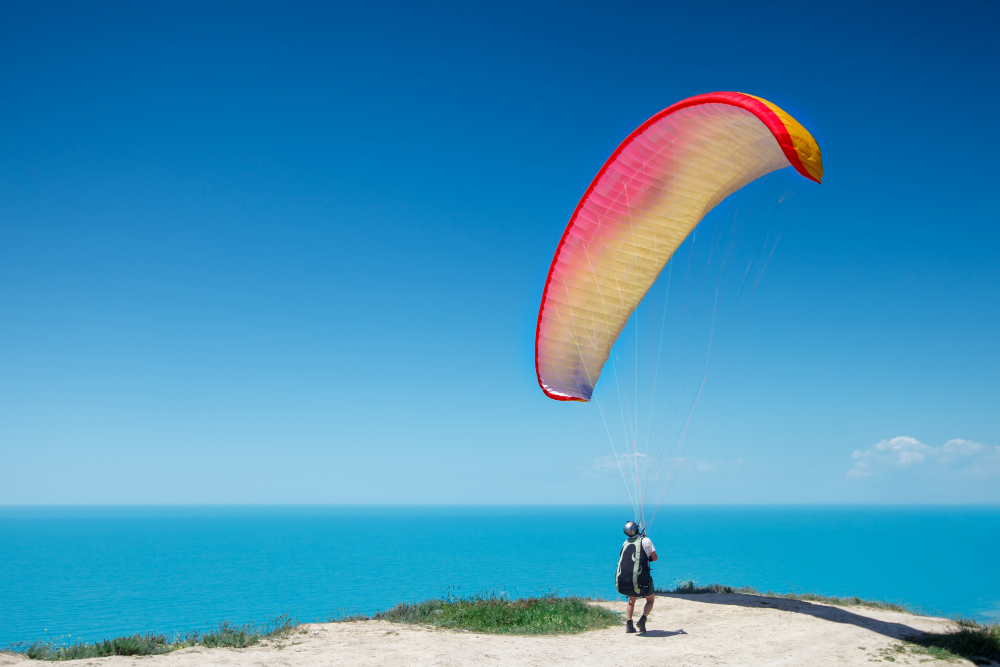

[21,633,184,661]
[906,621,1000,665]
[331,613,372,623]
[661,580,911,613]
[12,614,296,661]
[201,613,296,648]
[360,593,620,635]
[666,581,761,596]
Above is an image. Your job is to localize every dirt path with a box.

[2,593,987,666]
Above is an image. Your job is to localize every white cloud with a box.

[592,452,647,472]
[942,438,987,458]
[847,436,1000,480]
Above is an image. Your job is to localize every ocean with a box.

[1,505,998,646]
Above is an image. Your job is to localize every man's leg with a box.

[636,595,654,632]
[625,597,637,633]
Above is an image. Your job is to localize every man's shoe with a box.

[626,620,636,633]
[637,616,647,633]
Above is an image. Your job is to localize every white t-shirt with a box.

[640,537,656,557]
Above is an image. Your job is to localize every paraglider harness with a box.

[616,530,653,597]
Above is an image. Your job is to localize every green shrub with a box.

[20,633,184,660]
[14,614,296,660]
[373,593,620,635]
[908,622,1000,664]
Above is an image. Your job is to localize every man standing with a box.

[615,520,657,633]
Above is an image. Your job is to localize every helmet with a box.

[623,521,640,537]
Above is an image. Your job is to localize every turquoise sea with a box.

[1,505,998,646]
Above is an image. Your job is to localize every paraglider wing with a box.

[534,92,822,401]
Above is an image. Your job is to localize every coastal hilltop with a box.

[3,593,988,667]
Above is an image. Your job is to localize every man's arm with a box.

[649,551,658,562]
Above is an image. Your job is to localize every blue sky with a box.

[1,0,997,504]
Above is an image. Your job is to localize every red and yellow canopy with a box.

[535,92,823,401]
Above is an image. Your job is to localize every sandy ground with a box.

[2,593,992,667]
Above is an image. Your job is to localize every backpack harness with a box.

[615,534,650,596]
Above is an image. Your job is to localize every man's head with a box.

[623,520,640,537]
